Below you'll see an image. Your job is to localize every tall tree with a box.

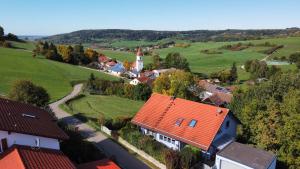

[58,45,74,63]
[8,80,50,107]
[164,52,190,71]
[123,60,131,71]
[229,62,238,82]
[152,53,161,69]
[153,70,195,99]
[0,26,4,37]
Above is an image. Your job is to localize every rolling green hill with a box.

[42,28,300,44]
[98,37,300,80]
[0,43,118,101]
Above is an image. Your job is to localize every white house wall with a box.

[215,155,276,169]
[215,155,252,169]
[140,127,182,150]
[0,130,60,151]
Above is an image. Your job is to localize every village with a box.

[1,1,299,169]
[0,48,277,169]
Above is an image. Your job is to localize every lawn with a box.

[0,46,119,101]
[62,94,144,119]
[60,94,144,129]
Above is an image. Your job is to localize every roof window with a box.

[22,113,36,118]
[188,119,197,127]
[175,118,184,126]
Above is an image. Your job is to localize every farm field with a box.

[95,37,300,80]
[0,45,119,101]
[60,94,144,128]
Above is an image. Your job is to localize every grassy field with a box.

[60,94,144,129]
[0,44,119,101]
[62,94,144,119]
[95,37,300,81]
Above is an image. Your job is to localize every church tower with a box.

[135,47,143,73]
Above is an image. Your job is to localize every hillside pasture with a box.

[0,47,118,101]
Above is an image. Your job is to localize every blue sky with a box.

[1,0,299,35]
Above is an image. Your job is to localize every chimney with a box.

[216,108,222,114]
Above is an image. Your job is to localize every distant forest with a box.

[42,28,300,44]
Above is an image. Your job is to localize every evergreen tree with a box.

[0,26,4,37]
[229,62,238,82]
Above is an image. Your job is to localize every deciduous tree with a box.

[153,70,195,99]
[8,80,50,107]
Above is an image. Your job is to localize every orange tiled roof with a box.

[131,93,230,151]
[78,159,120,169]
[0,145,76,169]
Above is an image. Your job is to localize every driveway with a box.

[49,84,150,169]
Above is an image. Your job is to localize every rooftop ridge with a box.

[153,96,175,128]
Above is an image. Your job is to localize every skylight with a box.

[189,119,197,127]
[175,118,184,126]
[22,113,36,118]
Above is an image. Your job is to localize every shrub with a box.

[180,146,201,169]
[98,113,105,126]
[164,149,181,169]
[119,123,166,163]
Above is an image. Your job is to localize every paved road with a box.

[49,84,150,169]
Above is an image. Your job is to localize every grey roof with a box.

[217,142,276,169]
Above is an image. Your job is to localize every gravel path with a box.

[49,84,150,169]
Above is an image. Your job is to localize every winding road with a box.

[49,84,150,169]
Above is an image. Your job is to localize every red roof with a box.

[106,61,117,67]
[98,55,109,63]
[0,145,76,169]
[131,93,230,151]
[203,92,233,106]
[136,47,143,56]
[78,159,120,169]
[0,98,68,140]
[137,76,149,83]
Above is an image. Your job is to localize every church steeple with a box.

[136,47,143,73]
[136,47,143,57]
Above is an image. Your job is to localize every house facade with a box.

[0,98,68,153]
[132,93,239,158]
[0,131,60,152]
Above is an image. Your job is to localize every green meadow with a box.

[96,37,300,80]
[0,42,119,101]
[60,94,144,129]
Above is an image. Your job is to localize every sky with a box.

[1,0,300,35]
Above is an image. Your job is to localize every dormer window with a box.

[175,118,184,126]
[188,119,197,127]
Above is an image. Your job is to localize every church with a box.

[129,47,144,78]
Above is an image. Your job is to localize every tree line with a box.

[0,26,23,48]
[229,71,300,168]
[86,73,152,101]
[33,41,101,65]
[143,52,191,72]
[244,60,282,79]
[42,28,300,44]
